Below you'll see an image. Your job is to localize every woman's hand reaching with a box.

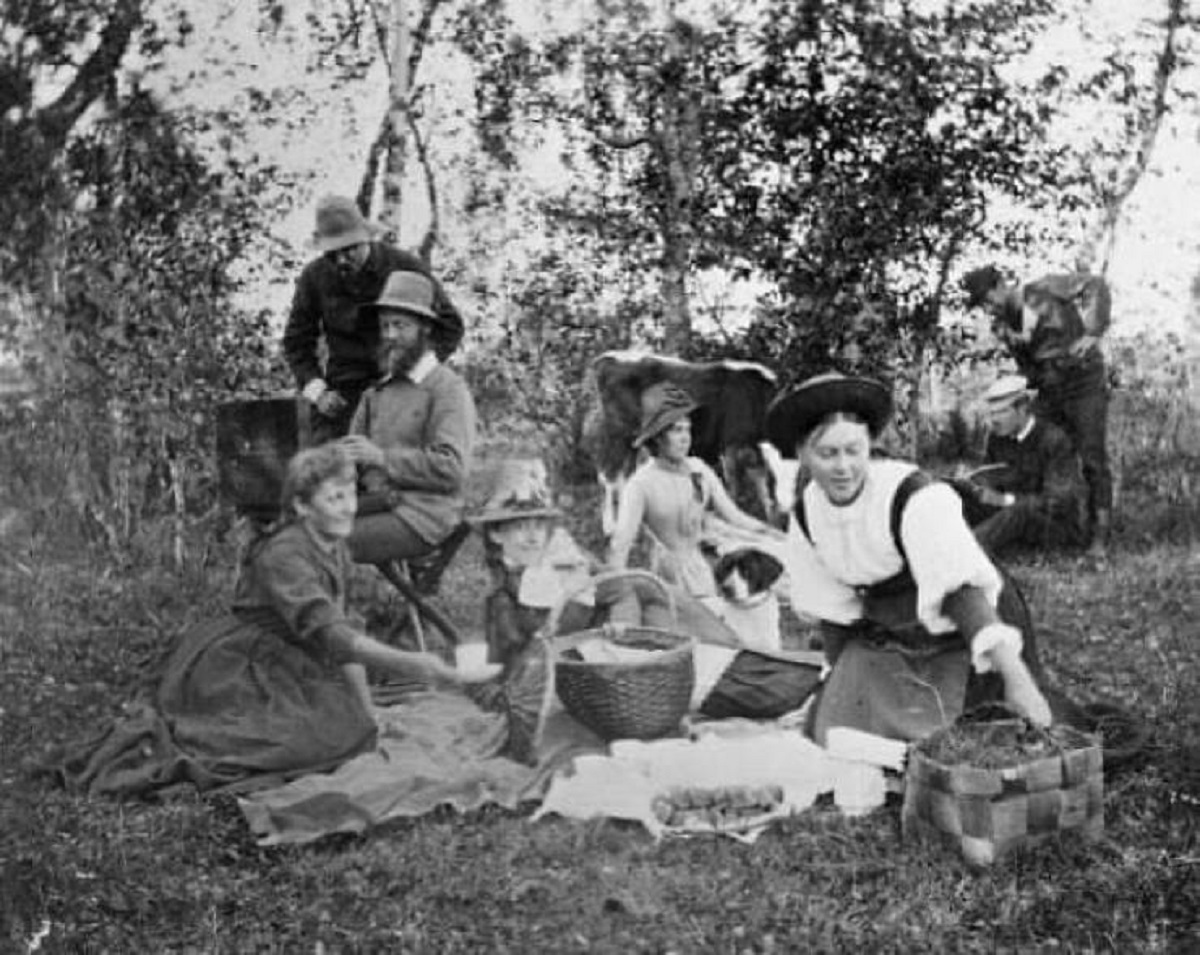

[1004,672,1052,727]
[454,661,504,683]
[423,655,503,685]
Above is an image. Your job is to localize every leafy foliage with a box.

[703,0,1059,383]
[0,4,284,553]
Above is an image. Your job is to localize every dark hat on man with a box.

[310,195,383,252]
[362,270,442,325]
[472,459,562,525]
[962,265,1004,310]
[632,382,700,449]
[764,372,892,456]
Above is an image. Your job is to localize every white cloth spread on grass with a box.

[534,723,904,841]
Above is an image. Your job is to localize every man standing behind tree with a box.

[962,264,1113,552]
[283,195,463,444]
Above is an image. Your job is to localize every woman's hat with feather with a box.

[632,382,700,449]
[472,459,562,525]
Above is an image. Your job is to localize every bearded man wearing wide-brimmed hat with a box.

[338,271,476,567]
[764,371,1057,745]
[283,195,464,444]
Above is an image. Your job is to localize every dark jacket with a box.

[994,273,1110,393]
[985,418,1087,528]
[282,243,463,390]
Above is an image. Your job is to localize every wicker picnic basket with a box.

[902,715,1104,868]
[546,570,695,742]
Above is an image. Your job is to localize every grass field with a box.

[2,397,1199,952]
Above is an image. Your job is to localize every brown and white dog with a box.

[713,547,785,654]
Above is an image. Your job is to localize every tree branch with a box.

[410,107,439,264]
[368,0,391,72]
[595,129,652,149]
[1084,0,1184,275]
[357,110,390,215]
[409,0,445,84]
[36,0,143,146]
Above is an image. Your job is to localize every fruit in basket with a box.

[651,784,785,828]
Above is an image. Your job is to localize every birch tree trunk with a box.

[656,18,698,356]
[1078,0,1184,275]
[380,0,411,238]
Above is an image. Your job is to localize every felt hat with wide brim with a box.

[471,459,562,525]
[360,270,442,325]
[765,372,892,456]
[632,382,700,449]
[310,195,385,253]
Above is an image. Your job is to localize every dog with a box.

[713,547,785,654]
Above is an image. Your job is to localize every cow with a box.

[583,350,785,536]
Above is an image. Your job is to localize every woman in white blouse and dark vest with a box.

[765,372,1052,745]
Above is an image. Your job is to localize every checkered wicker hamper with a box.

[901,720,1104,868]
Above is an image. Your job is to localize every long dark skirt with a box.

[808,570,1046,746]
[60,610,376,797]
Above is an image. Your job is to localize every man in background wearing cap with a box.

[961,264,1113,551]
[966,374,1089,556]
[283,195,463,444]
[339,270,475,568]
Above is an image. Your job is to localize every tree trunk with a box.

[379,0,411,237]
[656,17,700,355]
[1079,0,1184,275]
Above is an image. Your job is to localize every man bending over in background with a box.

[283,195,463,444]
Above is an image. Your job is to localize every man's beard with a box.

[384,328,430,377]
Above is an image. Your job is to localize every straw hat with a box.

[632,382,700,449]
[982,374,1037,407]
[473,459,562,525]
[310,195,383,252]
[764,372,892,455]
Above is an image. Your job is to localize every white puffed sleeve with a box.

[898,481,1004,635]
[782,516,862,625]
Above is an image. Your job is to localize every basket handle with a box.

[541,568,676,638]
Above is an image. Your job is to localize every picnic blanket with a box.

[238,690,603,845]
[534,722,901,841]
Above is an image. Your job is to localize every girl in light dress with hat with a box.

[606,382,787,650]
[764,372,1052,744]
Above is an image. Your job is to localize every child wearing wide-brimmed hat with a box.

[474,459,826,722]
[471,460,673,672]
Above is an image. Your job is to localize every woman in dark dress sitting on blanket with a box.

[765,372,1052,745]
[62,443,499,797]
